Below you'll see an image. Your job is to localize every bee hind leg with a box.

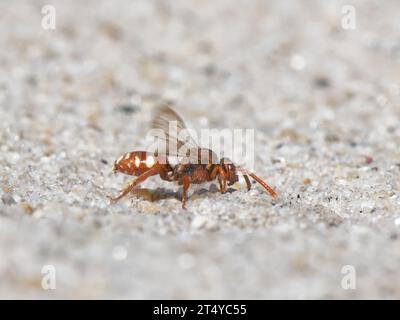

[109,165,160,204]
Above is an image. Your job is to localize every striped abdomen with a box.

[113,151,159,176]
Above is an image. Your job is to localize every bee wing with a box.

[150,105,199,159]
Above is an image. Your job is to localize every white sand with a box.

[1,0,400,299]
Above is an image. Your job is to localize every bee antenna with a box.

[237,167,277,198]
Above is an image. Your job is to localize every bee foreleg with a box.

[243,174,251,191]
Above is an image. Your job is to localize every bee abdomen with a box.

[113,151,158,176]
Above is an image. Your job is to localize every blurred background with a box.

[0,0,400,299]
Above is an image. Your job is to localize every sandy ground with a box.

[1,0,400,299]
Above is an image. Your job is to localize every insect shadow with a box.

[131,184,237,203]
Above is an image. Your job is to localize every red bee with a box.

[109,106,277,208]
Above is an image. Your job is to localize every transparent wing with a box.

[149,105,199,158]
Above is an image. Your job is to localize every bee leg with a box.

[211,165,226,193]
[181,176,190,209]
[218,171,227,193]
[159,166,174,182]
[218,178,223,192]
[109,166,160,204]
[243,174,251,191]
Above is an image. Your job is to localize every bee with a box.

[109,105,277,208]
